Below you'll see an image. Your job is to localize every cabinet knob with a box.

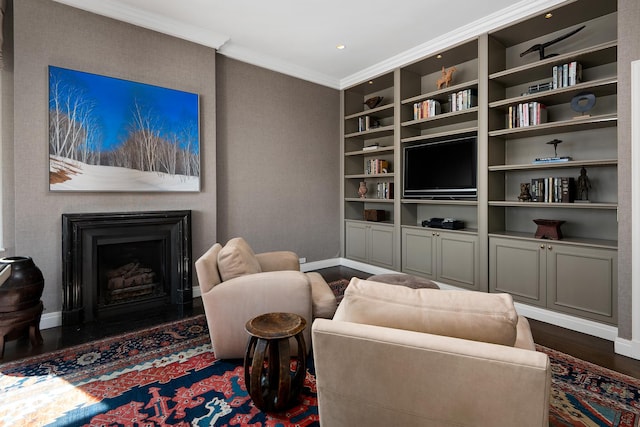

[548,245,552,250]
[540,245,545,249]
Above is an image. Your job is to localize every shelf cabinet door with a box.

[345,221,395,269]
[401,227,435,279]
[437,231,479,290]
[369,224,395,269]
[402,228,479,289]
[546,244,617,324]
[345,221,368,262]
[489,237,546,307]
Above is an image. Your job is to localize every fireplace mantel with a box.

[61,210,192,326]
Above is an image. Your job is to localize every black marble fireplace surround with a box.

[61,211,192,326]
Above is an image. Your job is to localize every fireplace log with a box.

[108,271,156,290]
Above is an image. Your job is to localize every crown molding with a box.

[339,0,567,89]
[51,0,229,49]
[218,43,341,89]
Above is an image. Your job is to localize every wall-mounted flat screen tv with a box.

[403,136,477,199]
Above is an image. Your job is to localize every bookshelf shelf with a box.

[401,107,478,130]
[488,113,617,139]
[488,77,617,110]
[344,146,395,157]
[488,158,617,172]
[488,201,617,209]
[488,41,617,87]
[401,79,479,105]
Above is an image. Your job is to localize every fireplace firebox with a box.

[61,211,192,326]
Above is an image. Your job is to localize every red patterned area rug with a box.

[327,278,350,304]
[0,315,318,426]
[539,345,640,427]
[1,314,639,426]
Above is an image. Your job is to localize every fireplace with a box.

[61,211,192,326]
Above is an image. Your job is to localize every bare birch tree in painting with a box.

[48,66,200,191]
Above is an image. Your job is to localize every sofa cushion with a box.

[217,237,262,282]
[333,278,518,347]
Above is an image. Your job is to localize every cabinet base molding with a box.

[513,301,617,342]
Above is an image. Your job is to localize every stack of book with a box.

[358,116,380,132]
[375,182,394,199]
[412,99,441,120]
[508,101,547,129]
[524,82,553,95]
[532,156,572,164]
[366,159,390,175]
[449,89,477,112]
[552,61,582,89]
[530,177,575,203]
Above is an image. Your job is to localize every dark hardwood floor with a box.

[2,265,640,381]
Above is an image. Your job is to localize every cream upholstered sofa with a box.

[312,278,551,427]
[194,237,337,359]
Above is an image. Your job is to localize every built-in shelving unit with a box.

[342,72,398,269]
[341,0,619,323]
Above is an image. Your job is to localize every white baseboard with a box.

[40,310,62,330]
[614,337,640,360]
[299,258,341,272]
[512,303,618,342]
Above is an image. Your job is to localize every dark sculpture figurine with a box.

[520,25,585,60]
[576,167,591,201]
[546,139,562,157]
[518,183,532,202]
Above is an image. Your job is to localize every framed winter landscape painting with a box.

[48,66,200,192]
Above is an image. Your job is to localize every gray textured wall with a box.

[7,0,341,320]
[616,0,640,339]
[215,56,340,260]
[11,0,218,316]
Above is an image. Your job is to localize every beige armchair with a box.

[312,278,551,427]
[195,237,337,359]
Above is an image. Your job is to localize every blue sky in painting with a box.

[49,66,199,151]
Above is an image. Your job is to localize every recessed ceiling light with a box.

[545,12,553,19]
[436,54,443,59]
[368,80,374,85]
[336,44,346,50]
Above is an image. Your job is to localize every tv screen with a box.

[403,137,477,199]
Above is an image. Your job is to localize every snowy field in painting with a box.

[50,156,199,192]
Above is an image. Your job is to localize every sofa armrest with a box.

[515,315,536,351]
[312,319,550,427]
[201,270,312,359]
[255,251,300,272]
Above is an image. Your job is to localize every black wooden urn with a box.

[0,256,45,357]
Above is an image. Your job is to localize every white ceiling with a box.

[52,0,566,89]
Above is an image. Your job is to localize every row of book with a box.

[552,61,582,89]
[412,99,441,120]
[507,101,548,129]
[529,177,575,203]
[365,159,390,175]
[449,89,477,112]
[357,115,380,132]
[375,182,394,200]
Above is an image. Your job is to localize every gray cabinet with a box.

[345,221,395,269]
[402,227,479,290]
[490,236,617,324]
[489,238,546,306]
